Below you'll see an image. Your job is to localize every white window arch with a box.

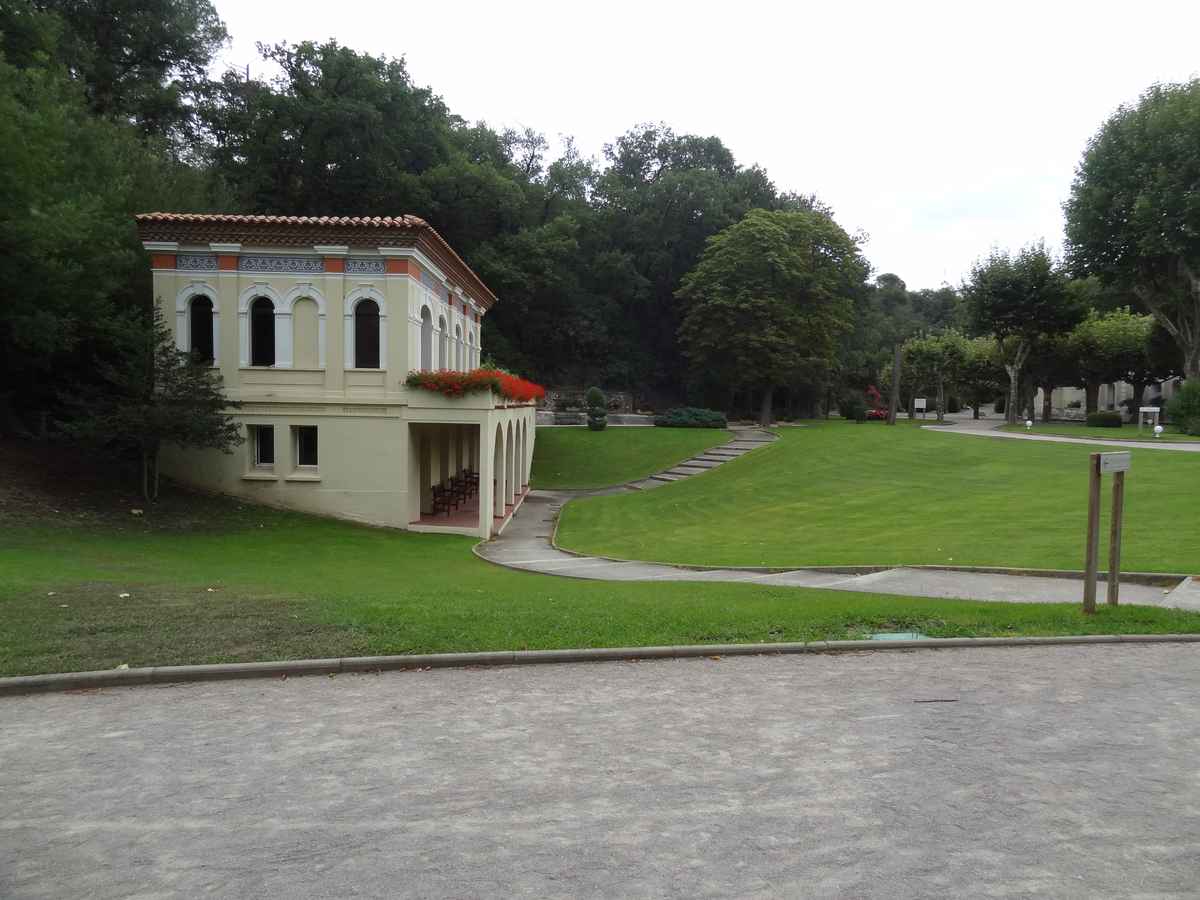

[238,283,286,368]
[438,316,448,369]
[343,287,387,370]
[467,331,476,370]
[455,324,463,371]
[175,283,219,364]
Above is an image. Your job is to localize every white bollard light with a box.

[1025,419,1033,432]
[1154,425,1164,438]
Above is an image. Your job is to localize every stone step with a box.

[689,456,730,464]
[665,466,707,476]
[680,458,722,468]
[649,472,687,482]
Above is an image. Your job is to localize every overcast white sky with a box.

[212,0,1200,290]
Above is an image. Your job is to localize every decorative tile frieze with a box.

[345,258,386,275]
[238,255,324,274]
[177,253,218,270]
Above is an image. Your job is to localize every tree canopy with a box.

[676,209,868,424]
[1065,79,1200,380]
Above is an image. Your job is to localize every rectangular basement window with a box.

[294,426,318,468]
[252,425,274,467]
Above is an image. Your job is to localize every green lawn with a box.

[530,425,729,489]
[4,428,1200,678]
[556,421,1200,573]
[998,422,1200,442]
[4,500,1200,676]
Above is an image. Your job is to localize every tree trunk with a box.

[141,451,151,503]
[936,375,946,423]
[972,404,980,420]
[1041,385,1053,423]
[887,344,902,425]
[1085,381,1100,415]
[758,387,773,427]
[1005,369,1020,425]
[151,451,160,502]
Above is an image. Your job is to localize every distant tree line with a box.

[1,1,1196,439]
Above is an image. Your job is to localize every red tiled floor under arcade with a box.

[415,487,528,529]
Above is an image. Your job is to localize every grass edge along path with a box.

[997,423,1200,443]
[555,421,1200,573]
[530,426,730,489]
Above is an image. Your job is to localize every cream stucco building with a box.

[137,213,534,538]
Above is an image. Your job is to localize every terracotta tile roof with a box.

[136,212,431,228]
[134,212,497,309]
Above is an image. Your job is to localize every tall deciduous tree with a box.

[676,209,867,426]
[902,330,969,423]
[26,0,227,141]
[964,244,1082,424]
[1065,80,1200,381]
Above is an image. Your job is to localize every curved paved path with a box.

[5,645,1200,898]
[479,426,1199,609]
[925,416,1200,452]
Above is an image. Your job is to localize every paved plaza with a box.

[3,644,1199,898]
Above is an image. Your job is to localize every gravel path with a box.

[4,644,1199,898]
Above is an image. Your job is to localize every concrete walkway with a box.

[5,645,1200,898]
[925,415,1200,452]
[478,426,1200,609]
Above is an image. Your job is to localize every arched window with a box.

[354,299,380,368]
[420,306,433,370]
[438,316,448,368]
[467,332,475,370]
[189,296,214,363]
[250,297,275,367]
[455,324,463,371]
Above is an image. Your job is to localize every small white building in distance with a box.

[137,213,536,538]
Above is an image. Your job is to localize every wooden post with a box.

[1106,469,1125,606]
[1082,453,1101,614]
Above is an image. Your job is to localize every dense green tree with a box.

[677,209,867,425]
[64,308,242,500]
[1066,308,1155,413]
[1065,79,1200,381]
[902,330,969,423]
[964,243,1083,423]
[16,0,227,142]
[958,338,1006,419]
[0,51,227,433]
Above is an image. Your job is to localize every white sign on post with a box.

[1099,452,1131,474]
[913,398,926,411]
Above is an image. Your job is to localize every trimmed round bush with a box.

[1167,382,1200,433]
[585,386,607,431]
[654,407,727,428]
[840,395,867,421]
[1085,410,1123,428]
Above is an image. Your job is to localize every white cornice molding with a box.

[209,242,242,253]
[143,241,178,252]
[314,244,349,256]
[377,246,448,285]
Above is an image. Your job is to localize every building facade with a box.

[136,213,534,538]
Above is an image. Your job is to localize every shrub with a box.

[947,396,961,414]
[1167,382,1200,431]
[585,386,607,431]
[1086,410,1123,428]
[840,395,867,421]
[1067,399,1082,409]
[654,407,727,428]
[994,394,1006,414]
